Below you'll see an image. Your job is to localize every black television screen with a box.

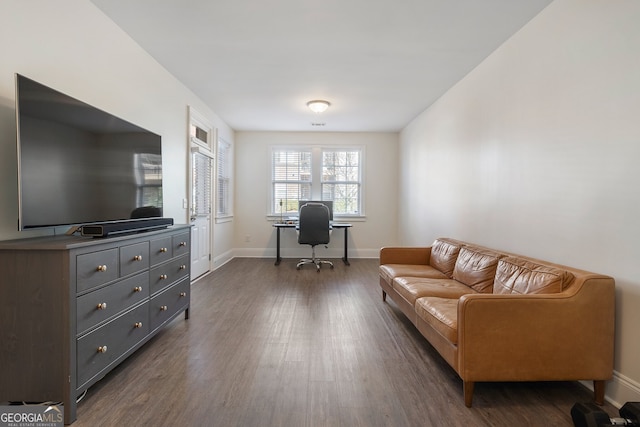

[15,74,163,230]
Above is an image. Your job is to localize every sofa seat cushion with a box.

[452,246,503,293]
[394,277,477,305]
[429,238,463,278]
[493,256,575,295]
[415,297,459,344]
[379,264,448,285]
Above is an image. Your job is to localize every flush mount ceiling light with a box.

[306,100,330,113]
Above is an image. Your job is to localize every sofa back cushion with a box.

[429,238,462,278]
[493,257,574,295]
[452,246,502,293]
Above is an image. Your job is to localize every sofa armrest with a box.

[457,276,615,382]
[379,246,431,265]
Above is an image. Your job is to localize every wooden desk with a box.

[272,222,352,266]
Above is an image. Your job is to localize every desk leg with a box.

[342,227,350,265]
[275,227,282,266]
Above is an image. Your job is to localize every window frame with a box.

[320,147,363,216]
[215,136,233,222]
[270,145,364,219]
[271,147,313,217]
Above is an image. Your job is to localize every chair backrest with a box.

[298,202,331,246]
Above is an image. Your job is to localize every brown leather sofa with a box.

[379,238,615,407]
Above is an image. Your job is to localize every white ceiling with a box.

[90,0,552,132]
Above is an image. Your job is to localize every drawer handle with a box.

[159,274,168,280]
[160,247,168,253]
[96,302,107,310]
[180,292,187,297]
[96,265,108,272]
[134,322,143,329]
[179,265,187,270]
[160,305,168,311]
[179,241,187,247]
[133,286,143,292]
[133,255,143,261]
[97,345,108,354]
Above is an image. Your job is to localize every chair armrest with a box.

[379,246,431,265]
[457,276,615,382]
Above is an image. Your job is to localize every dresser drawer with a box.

[149,278,190,331]
[120,242,149,277]
[77,302,149,388]
[77,272,150,335]
[149,236,173,266]
[172,232,190,258]
[77,248,119,292]
[149,254,190,295]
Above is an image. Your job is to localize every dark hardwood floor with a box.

[74,258,615,426]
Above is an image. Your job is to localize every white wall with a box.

[0,0,234,264]
[234,131,399,260]
[400,0,640,405]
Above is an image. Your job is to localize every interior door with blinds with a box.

[190,148,213,279]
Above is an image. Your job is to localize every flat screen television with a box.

[15,74,164,231]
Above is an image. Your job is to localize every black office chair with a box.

[296,202,333,271]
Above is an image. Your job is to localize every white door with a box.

[190,149,212,280]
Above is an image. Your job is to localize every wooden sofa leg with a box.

[463,381,474,407]
[382,290,387,302]
[593,380,605,405]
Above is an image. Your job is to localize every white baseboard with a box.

[581,370,640,408]
[605,370,640,407]
[212,250,234,270]
[233,247,379,260]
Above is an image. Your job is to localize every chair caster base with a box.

[296,259,333,271]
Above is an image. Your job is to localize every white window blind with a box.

[216,138,231,217]
[192,151,211,217]
[272,149,312,215]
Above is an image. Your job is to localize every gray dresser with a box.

[0,225,191,424]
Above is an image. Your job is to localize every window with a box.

[216,137,233,219]
[271,146,362,217]
[322,150,361,215]
[272,149,312,215]
[189,109,213,151]
[192,151,212,216]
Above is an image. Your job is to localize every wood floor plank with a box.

[73,258,617,426]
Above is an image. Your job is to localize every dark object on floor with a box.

[571,401,640,427]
